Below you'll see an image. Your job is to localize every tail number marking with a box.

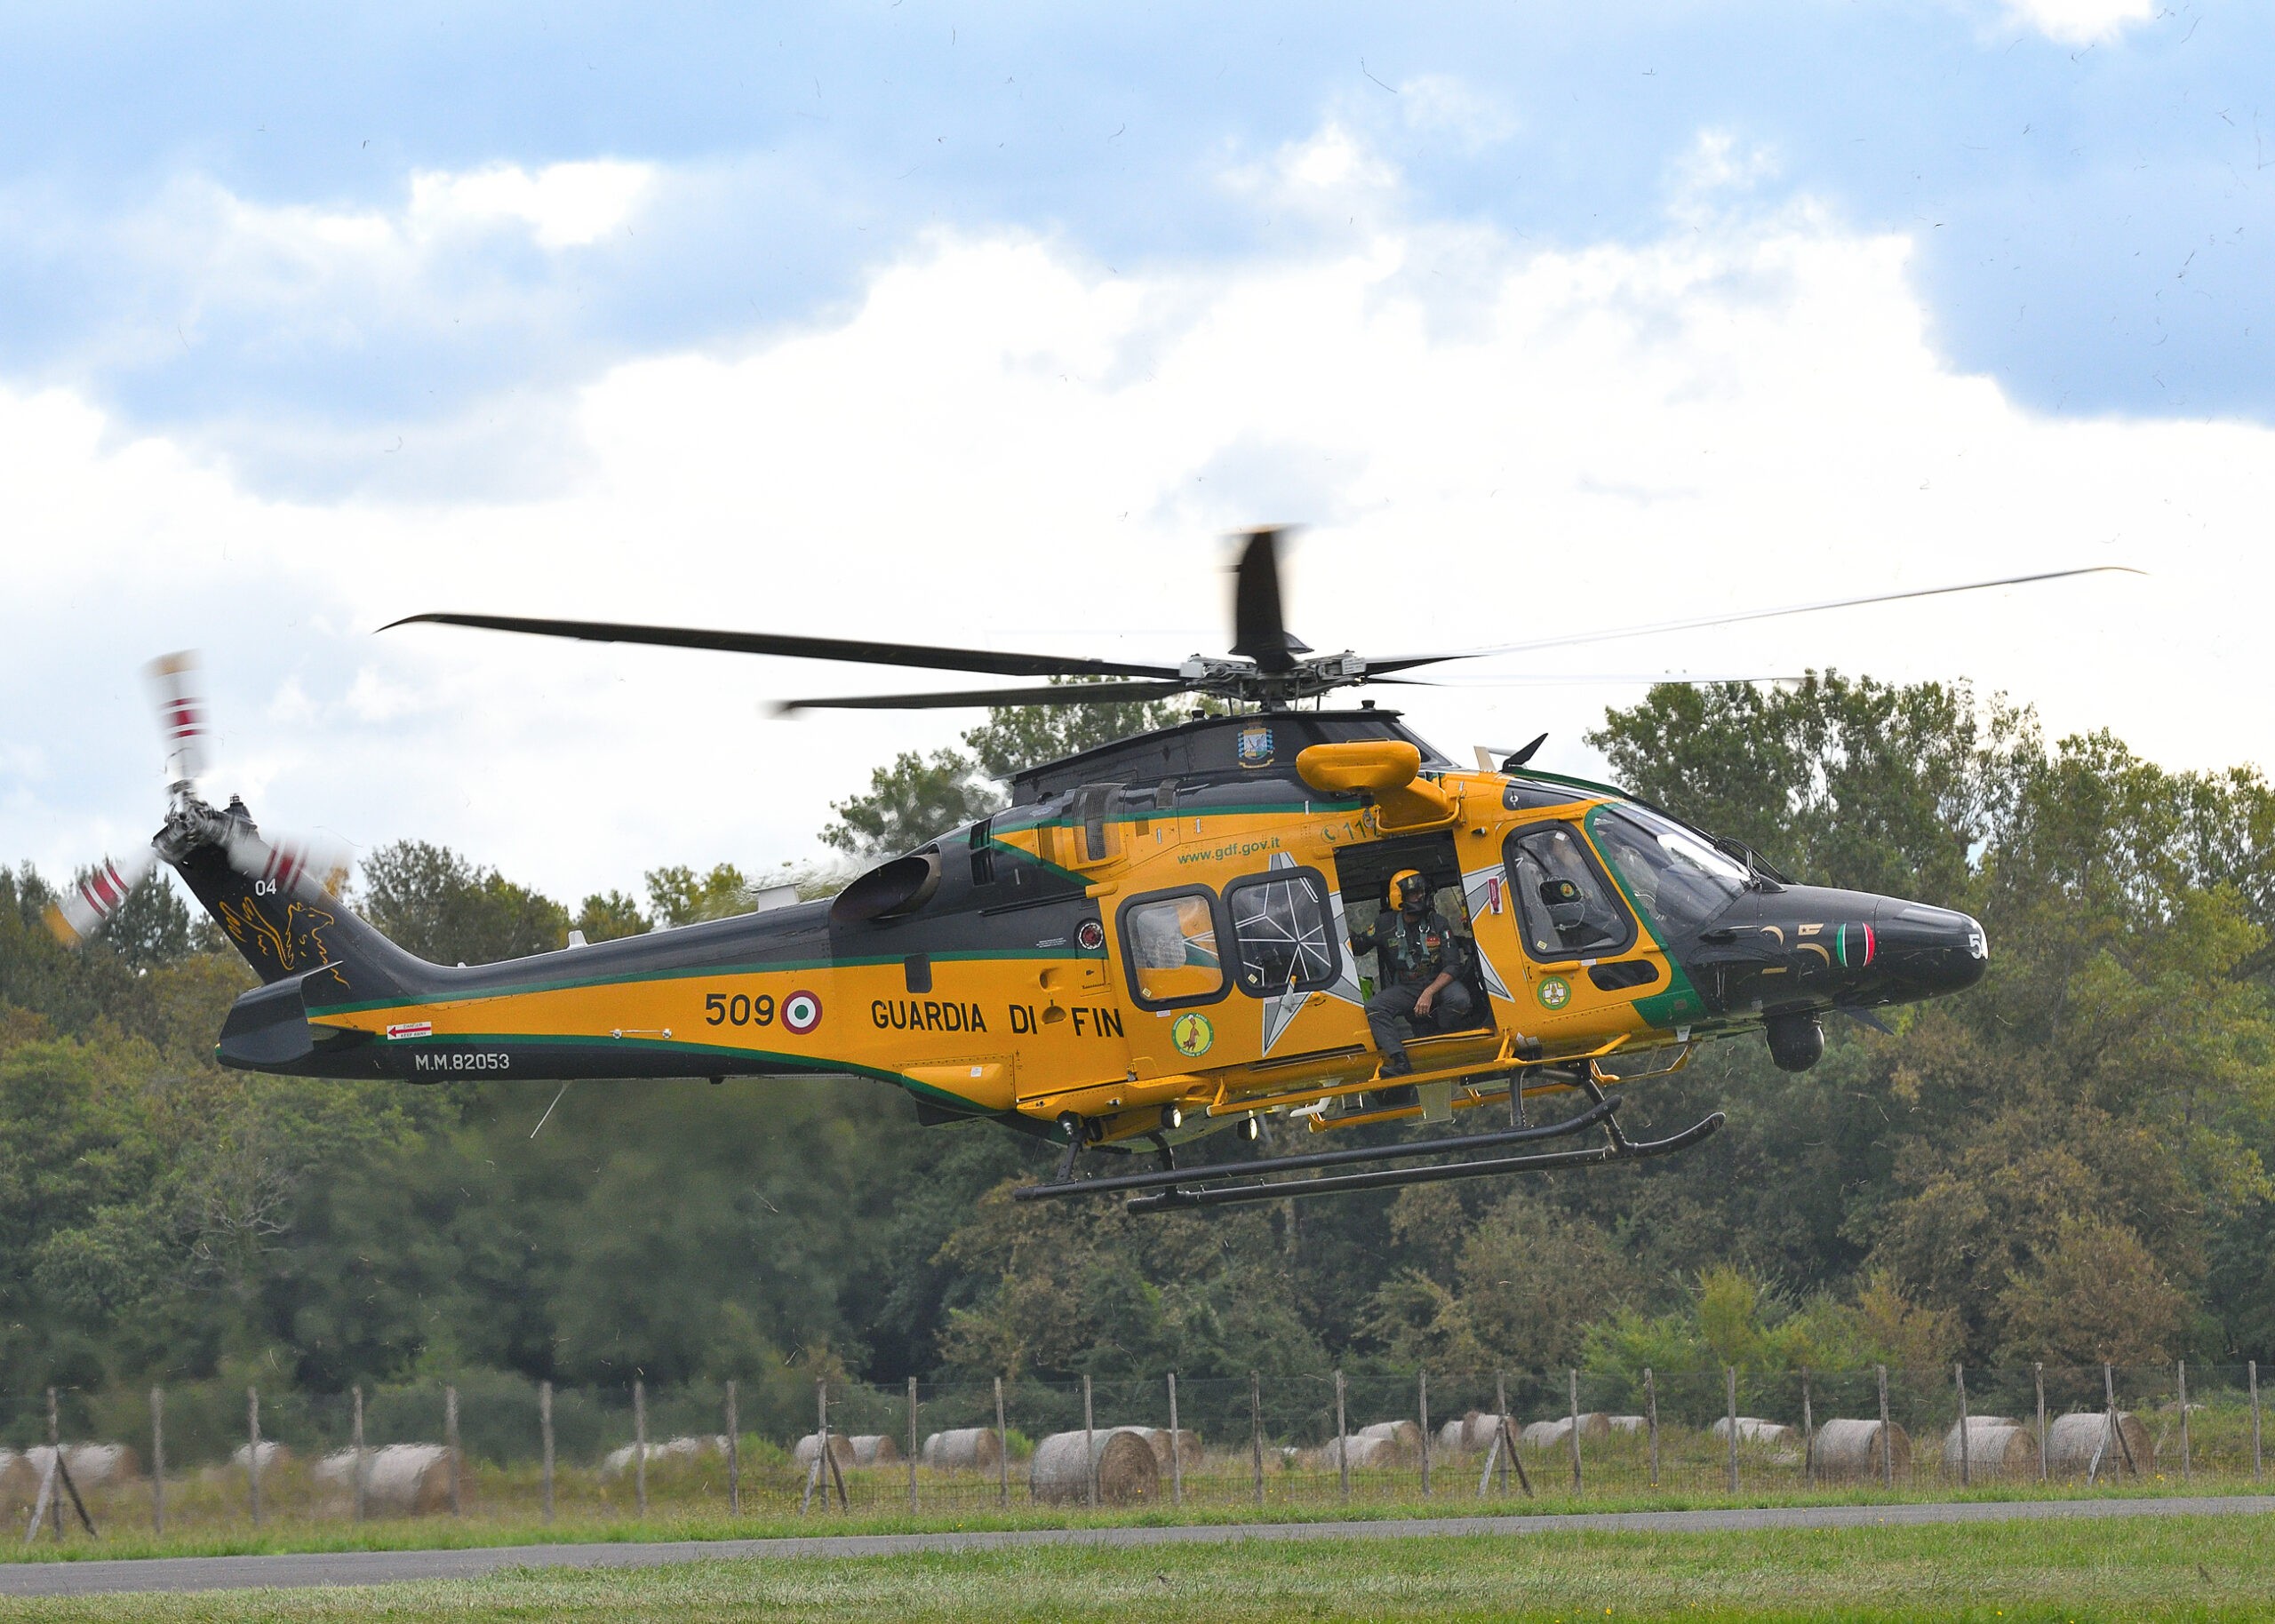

[704,992,777,1027]
[412,1051,511,1072]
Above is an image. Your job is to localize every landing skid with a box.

[1015,1071,1724,1214]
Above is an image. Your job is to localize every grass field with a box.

[0,1476,2258,1564]
[3,1516,2272,1622]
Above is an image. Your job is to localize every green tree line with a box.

[1,675,2269,1436]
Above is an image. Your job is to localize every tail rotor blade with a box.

[144,651,210,786]
[1228,527,1311,673]
[220,822,351,896]
[45,848,161,946]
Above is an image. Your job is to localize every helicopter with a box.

[51,533,2119,1211]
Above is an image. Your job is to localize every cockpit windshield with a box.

[1592,805,1752,935]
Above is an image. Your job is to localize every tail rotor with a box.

[46,650,348,951]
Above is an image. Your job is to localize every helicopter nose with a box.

[1874,902,1988,999]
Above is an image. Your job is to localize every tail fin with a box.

[171,798,433,1005]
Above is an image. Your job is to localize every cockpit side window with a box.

[1587,805,1750,936]
[1504,822,1633,961]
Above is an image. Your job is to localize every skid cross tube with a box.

[1124,1111,1725,1212]
[1012,1095,1619,1204]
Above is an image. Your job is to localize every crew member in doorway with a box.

[1350,869,1473,1077]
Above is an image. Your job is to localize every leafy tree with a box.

[1587,672,2032,899]
[644,864,753,927]
[76,864,194,972]
[573,889,650,942]
[819,750,1001,858]
[1993,1214,2193,1366]
[936,1180,1323,1381]
[360,841,570,964]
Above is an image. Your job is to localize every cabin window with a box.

[1226,867,1339,999]
[1119,888,1230,1009]
[1504,823,1634,961]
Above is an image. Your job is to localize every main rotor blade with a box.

[772,680,1194,714]
[1362,566,2143,674]
[383,613,1185,682]
[1227,528,1311,673]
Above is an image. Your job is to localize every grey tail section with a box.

[169,800,436,1003]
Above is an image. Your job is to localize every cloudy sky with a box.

[4,0,2269,905]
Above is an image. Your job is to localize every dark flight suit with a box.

[1352,907,1475,1070]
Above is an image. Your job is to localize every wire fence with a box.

[0,1362,2263,1540]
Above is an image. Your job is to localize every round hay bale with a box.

[847,1434,900,1467]
[791,1432,857,1472]
[1029,1428,1159,1505]
[1810,1417,1911,1481]
[922,1428,1003,1472]
[0,1451,35,1516]
[1939,1418,2039,1480]
[20,1445,140,1491]
[229,1440,291,1476]
[2044,1411,2152,1478]
[315,1444,455,1514]
[1354,1419,1424,1464]
[1125,1427,1201,1469]
[1522,1413,1612,1451]
[1436,1413,1506,1457]
[1606,1415,1648,1435]
[1302,1434,1395,1471]
[1709,1417,1796,1445]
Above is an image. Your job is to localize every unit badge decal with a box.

[1171,1011,1216,1057]
[1536,975,1573,1013]
[1236,726,1275,768]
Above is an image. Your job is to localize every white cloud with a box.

[4,126,2271,907]
[1397,75,1521,152]
[407,160,655,250]
[1997,0,2156,44]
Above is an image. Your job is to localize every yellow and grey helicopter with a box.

[54,534,2117,1210]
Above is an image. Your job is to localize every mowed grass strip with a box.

[2,1516,2271,1623]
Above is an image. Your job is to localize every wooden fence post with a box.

[47,1388,62,1540]
[726,1381,740,1517]
[1082,1373,1097,1511]
[1495,1372,1513,1496]
[994,1376,1009,1509]
[1644,1367,1658,1490]
[540,1381,555,1524]
[149,1387,164,1537]
[1800,1368,1814,1489]
[1250,1370,1265,1509]
[907,1375,919,1514]
[1954,1364,1971,1488]
[2098,1362,2119,1482]
[1724,1366,1738,1494]
[1569,1368,1584,1493]
[446,1384,462,1517]
[1418,1369,1432,1498]
[1169,1373,1184,1508]
[1334,1369,1349,1505]
[246,1385,262,1529]
[2034,1363,2048,1483]
[634,1378,648,1517]
[2251,1361,2263,1485]
[1876,1365,1892,1490]
[352,1386,367,1523]
[2177,1360,2191,1483]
